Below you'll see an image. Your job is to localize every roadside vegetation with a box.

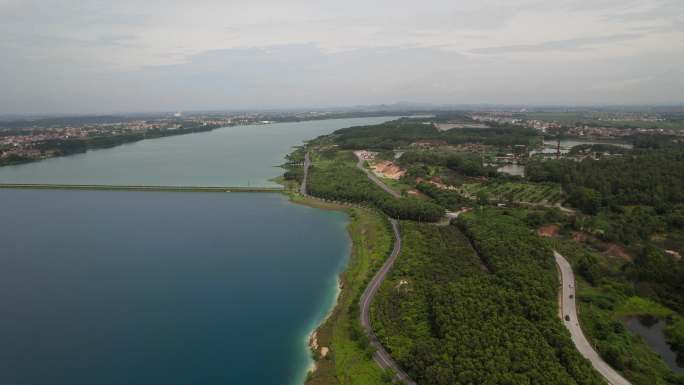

[371,212,604,385]
[290,199,395,385]
[550,237,684,385]
[461,180,564,205]
[522,200,684,385]
[288,117,684,385]
[306,150,444,222]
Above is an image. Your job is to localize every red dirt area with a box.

[537,224,560,238]
[371,161,406,180]
[603,243,633,262]
[571,231,589,242]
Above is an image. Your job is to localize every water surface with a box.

[531,139,633,155]
[0,117,394,187]
[623,316,684,373]
[0,189,350,385]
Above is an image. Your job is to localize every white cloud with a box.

[0,0,682,113]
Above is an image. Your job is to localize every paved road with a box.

[554,251,633,385]
[354,153,402,198]
[300,151,310,196]
[359,219,416,385]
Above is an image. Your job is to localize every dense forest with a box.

[526,148,684,252]
[330,118,539,150]
[398,149,496,178]
[371,212,604,385]
[306,151,445,221]
[527,149,684,213]
[0,153,33,166]
[415,182,469,210]
[296,117,684,385]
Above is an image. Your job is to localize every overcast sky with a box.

[1,0,683,114]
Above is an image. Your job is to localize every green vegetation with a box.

[295,201,394,385]
[527,148,684,261]
[331,118,539,150]
[307,150,444,221]
[371,211,604,385]
[397,149,496,178]
[551,238,684,385]
[0,153,33,166]
[415,182,469,210]
[0,123,222,167]
[567,144,631,156]
[42,123,222,156]
[296,116,684,384]
[527,149,684,213]
[462,180,564,205]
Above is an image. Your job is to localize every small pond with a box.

[623,316,684,373]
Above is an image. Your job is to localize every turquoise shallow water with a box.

[0,190,350,385]
[0,117,394,186]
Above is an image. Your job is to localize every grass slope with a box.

[299,201,394,385]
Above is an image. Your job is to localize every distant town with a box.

[0,110,388,166]
[1,106,683,166]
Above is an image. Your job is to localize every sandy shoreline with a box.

[306,278,341,374]
[286,194,353,384]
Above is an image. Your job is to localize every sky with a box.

[0,0,683,114]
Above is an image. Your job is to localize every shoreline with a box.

[306,277,342,374]
[0,183,283,193]
[288,194,354,382]
[288,192,394,385]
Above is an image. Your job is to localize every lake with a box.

[623,316,684,374]
[530,139,633,156]
[500,138,634,176]
[0,189,350,385]
[0,116,396,385]
[0,117,394,187]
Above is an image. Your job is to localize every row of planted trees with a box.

[370,211,605,385]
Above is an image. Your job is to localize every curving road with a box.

[354,153,402,198]
[359,218,416,385]
[554,251,633,385]
[300,151,310,196]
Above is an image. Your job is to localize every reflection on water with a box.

[623,316,684,373]
[530,139,633,156]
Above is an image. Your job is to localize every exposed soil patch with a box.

[603,243,633,262]
[568,230,634,262]
[571,231,589,242]
[538,224,560,238]
[370,160,406,180]
[666,250,682,260]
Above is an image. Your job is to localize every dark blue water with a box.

[623,316,684,373]
[0,189,350,385]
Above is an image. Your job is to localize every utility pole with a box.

[556,127,563,160]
